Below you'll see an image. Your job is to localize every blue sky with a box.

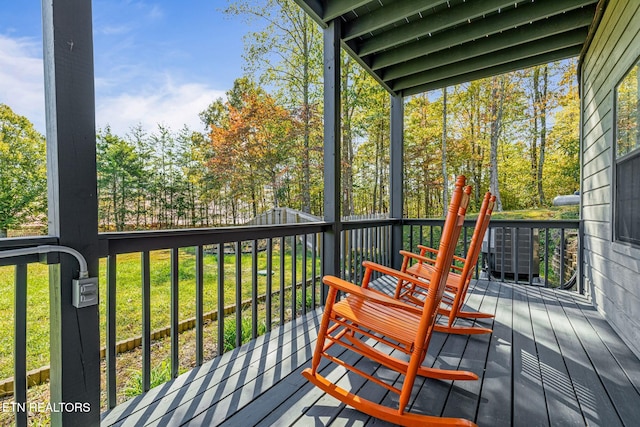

[0,1,253,135]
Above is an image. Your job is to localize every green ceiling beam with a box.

[402,46,582,96]
[382,11,594,81]
[357,0,518,56]
[341,42,397,96]
[292,0,326,28]
[391,30,587,91]
[342,0,449,41]
[370,0,598,70]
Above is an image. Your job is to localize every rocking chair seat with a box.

[333,297,420,348]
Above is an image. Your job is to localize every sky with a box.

[0,1,253,136]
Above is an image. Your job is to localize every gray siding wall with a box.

[581,0,640,357]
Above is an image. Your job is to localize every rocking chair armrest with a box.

[406,249,466,272]
[322,275,421,312]
[362,260,435,288]
[452,254,468,265]
[417,245,439,256]
[399,250,437,266]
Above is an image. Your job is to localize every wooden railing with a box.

[0,218,582,424]
[403,219,581,289]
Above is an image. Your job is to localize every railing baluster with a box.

[106,254,117,408]
[195,245,204,366]
[141,251,151,391]
[514,227,520,285]
[487,226,493,280]
[560,228,566,287]
[251,240,258,339]
[430,225,434,249]
[14,264,27,427]
[463,226,469,258]
[302,234,308,315]
[279,237,285,326]
[544,229,550,287]
[235,241,242,349]
[346,230,351,281]
[217,243,224,356]
[500,227,506,282]
[358,227,363,279]
[291,235,297,319]
[266,238,273,331]
[171,248,179,378]
[529,228,534,285]
[311,233,317,309]
[409,225,414,252]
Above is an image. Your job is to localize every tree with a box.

[225,0,323,214]
[0,104,46,237]
[351,68,390,215]
[96,127,144,231]
[442,87,448,216]
[206,78,298,222]
[404,93,443,218]
[545,60,580,198]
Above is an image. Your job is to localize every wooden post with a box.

[390,94,404,269]
[322,18,342,293]
[42,0,101,425]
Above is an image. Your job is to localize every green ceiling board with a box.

[296,0,601,96]
[402,45,582,96]
[382,11,594,81]
[370,1,598,70]
[342,0,449,41]
[356,0,519,56]
[391,30,587,91]
[323,0,372,21]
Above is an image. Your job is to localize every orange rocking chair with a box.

[397,191,496,335]
[302,176,477,427]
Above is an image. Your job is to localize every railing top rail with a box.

[341,218,398,230]
[0,237,60,266]
[402,218,580,229]
[99,222,332,256]
[0,236,59,249]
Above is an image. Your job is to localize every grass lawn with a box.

[0,244,320,381]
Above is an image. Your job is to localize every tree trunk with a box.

[442,87,448,216]
[537,65,548,205]
[301,17,311,213]
[489,76,505,211]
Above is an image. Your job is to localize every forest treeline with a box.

[0,0,580,235]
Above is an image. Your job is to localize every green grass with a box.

[222,311,267,353]
[0,244,320,381]
[490,205,579,220]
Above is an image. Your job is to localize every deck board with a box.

[101,278,640,427]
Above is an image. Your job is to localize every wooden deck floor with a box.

[101,278,640,426]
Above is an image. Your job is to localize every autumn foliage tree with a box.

[206,78,299,221]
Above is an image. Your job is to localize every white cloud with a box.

[95,77,225,135]
[0,34,46,133]
[1,33,225,137]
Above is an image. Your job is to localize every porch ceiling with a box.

[294,0,603,96]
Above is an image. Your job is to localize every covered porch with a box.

[3,0,640,426]
[100,277,640,426]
